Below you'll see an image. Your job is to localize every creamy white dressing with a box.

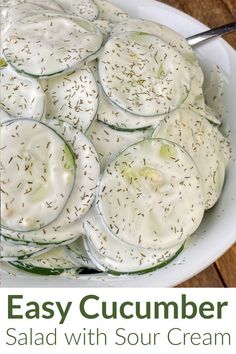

[83,207,183,273]
[28,0,64,12]
[97,81,166,129]
[0,238,47,260]
[111,18,196,64]
[98,139,205,250]
[1,120,100,244]
[1,120,75,232]
[153,108,230,209]
[0,109,11,123]
[45,120,100,223]
[93,0,129,23]
[1,221,84,246]
[0,0,231,277]
[92,19,115,40]
[99,31,192,117]
[3,13,103,77]
[12,246,83,270]
[203,63,225,121]
[90,60,164,129]
[41,66,98,132]
[86,118,153,169]
[3,3,50,28]
[1,64,45,120]
[66,237,97,269]
[56,0,99,21]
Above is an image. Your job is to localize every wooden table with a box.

[156,0,236,287]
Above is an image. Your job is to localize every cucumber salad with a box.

[0,0,231,278]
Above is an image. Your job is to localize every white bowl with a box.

[1,0,236,287]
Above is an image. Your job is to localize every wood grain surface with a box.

[156,0,236,287]
[158,0,236,47]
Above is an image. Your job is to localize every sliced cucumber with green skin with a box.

[56,0,98,21]
[96,49,203,130]
[86,118,153,169]
[1,231,80,247]
[8,246,85,276]
[98,138,205,250]
[111,18,197,65]
[84,235,184,275]
[92,19,115,41]
[83,206,184,274]
[41,66,98,132]
[3,3,48,28]
[93,0,129,23]
[202,105,221,126]
[45,119,100,223]
[97,83,165,130]
[203,64,224,122]
[0,239,48,261]
[1,119,75,232]
[66,236,98,269]
[180,67,221,126]
[87,59,99,84]
[0,109,11,123]
[1,120,100,244]
[3,13,103,78]
[27,1,64,12]
[3,2,63,28]
[1,0,63,11]
[1,65,45,120]
[152,108,231,209]
[98,31,192,117]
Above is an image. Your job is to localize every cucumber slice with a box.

[1,0,63,11]
[0,109,11,123]
[111,18,197,64]
[203,64,224,121]
[98,138,205,250]
[41,66,98,132]
[1,120,100,244]
[83,207,184,274]
[97,83,164,130]
[180,67,221,126]
[45,119,100,223]
[3,2,64,28]
[3,13,103,78]
[28,1,64,12]
[1,229,81,246]
[1,0,22,5]
[3,3,52,28]
[85,239,184,276]
[9,246,84,275]
[1,65,45,120]
[96,47,204,130]
[93,0,128,23]
[87,59,99,84]
[84,237,184,275]
[152,108,231,209]
[203,105,221,126]
[1,119,75,232]
[66,236,98,269]
[86,118,153,169]
[92,19,114,41]
[56,0,98,21]
[98,31,192,117]
[0,239,48,261]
